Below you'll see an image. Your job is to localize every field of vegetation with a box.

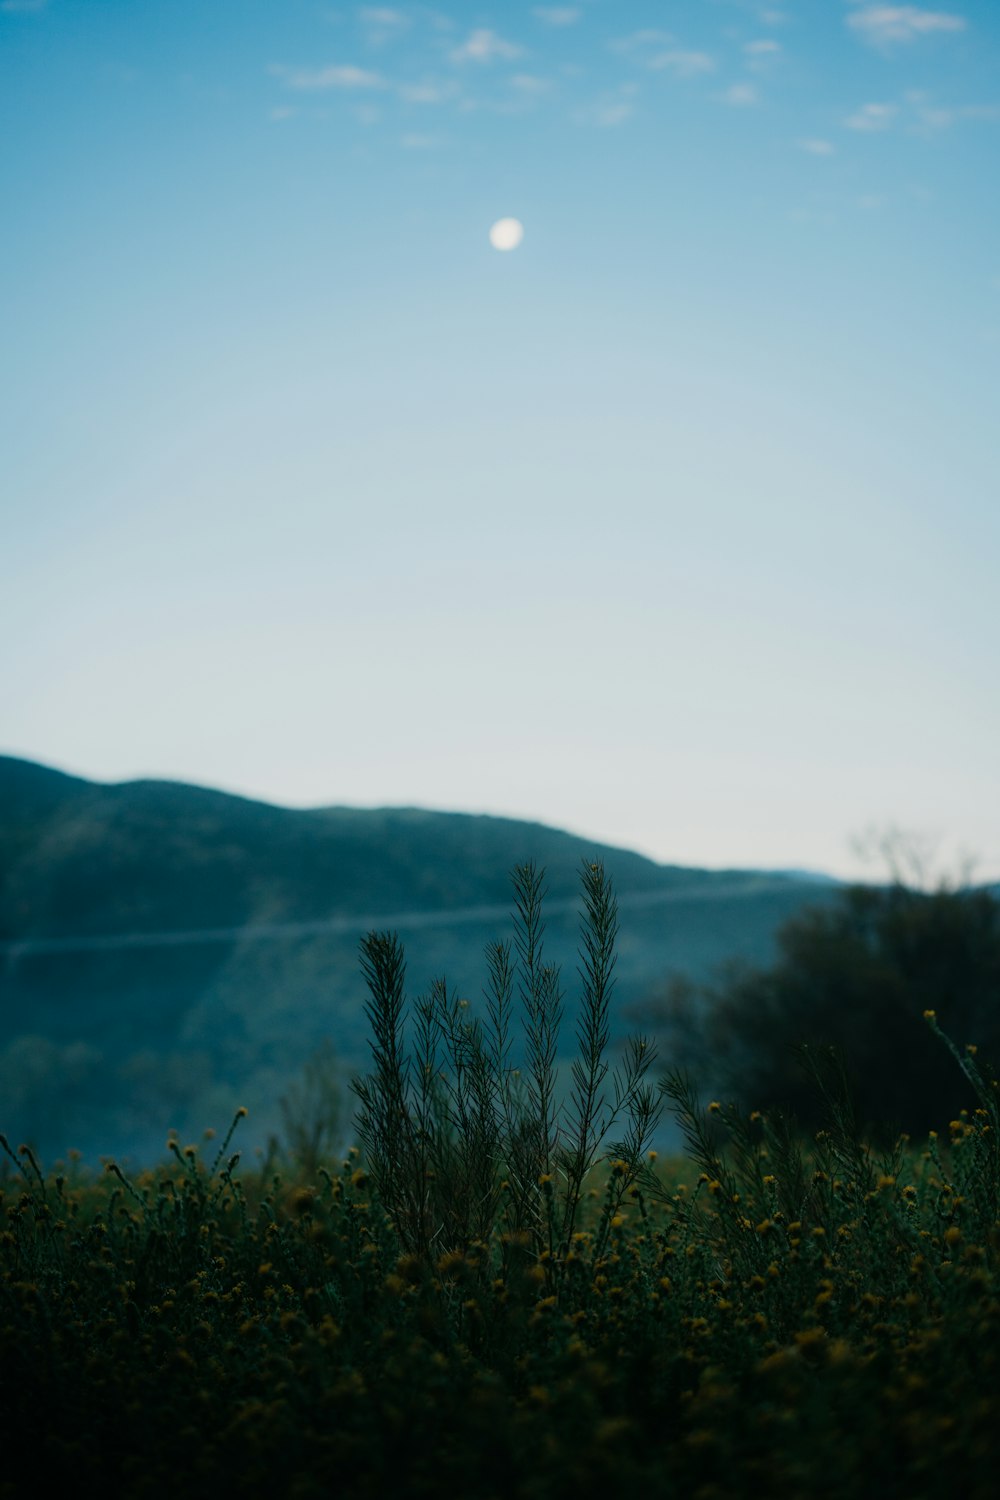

[3,863,999,1498]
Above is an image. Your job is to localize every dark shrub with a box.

[644,882,1000,1137]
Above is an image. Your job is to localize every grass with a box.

[2,862,1000,1498]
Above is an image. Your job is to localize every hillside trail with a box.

[0,877,794,961]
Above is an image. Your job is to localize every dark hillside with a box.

[0,755,838,1163]
[1,754,733,943]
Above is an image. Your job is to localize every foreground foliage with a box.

[3,865,1000,1498]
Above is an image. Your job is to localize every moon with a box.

[489,217,524,252]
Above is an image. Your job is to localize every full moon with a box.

[489,217,524,252]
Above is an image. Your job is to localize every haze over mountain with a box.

[0,755,839,1163]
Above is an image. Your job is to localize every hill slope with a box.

[0,756,838,1163]
[0,754,747,943]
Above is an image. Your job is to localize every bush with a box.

[650,881,1000,1136]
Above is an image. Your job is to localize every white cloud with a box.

[916,104,954,128]
[398,80,459,104]
[649,50,716,78]
[509,73,551,93]
[360,5,405,21]
[612,31,714,76]
[610,30,674,56]
[844,101,897,130]
[899,91,999,130]
[573,94,635,127]
[400,132,443,149]
[533,6,580,25]
[799,137,836,154]
[721,83,759,106]
[744,38,782,72]
[450,29,523,64]
[592,102,634,126]
[359,7,410,44]
[268,106,298,122]
[270,63,386,90]
[846,6,967,45]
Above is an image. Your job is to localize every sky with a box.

[2,0,999,882]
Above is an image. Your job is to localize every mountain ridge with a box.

[0,753,817,943]
[0,753,841,1163]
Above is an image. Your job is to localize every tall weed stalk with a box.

[351,860,661,1264]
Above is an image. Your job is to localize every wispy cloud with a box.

[906,92,1000,129]
[721,83,759,107]
[920,106,955,128]
[359,5,405,22]
[509,73,552,94]
[398,79,460,104]
[358,7,410,45]
[610,30,674,57]
[612,31,714,77]
[846,6,967,46]
[844,101,897,130]
[744,38,782,72]
[450,29,523,64]
[533,6,580,25]
[649,50,716,78]
[573,88,637,127]
[799,137,836,155]
[270,63,387,91]
[906,90,955,129]
[400,132,444,149]
[587,102,634,126]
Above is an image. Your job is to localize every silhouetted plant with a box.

[350,860,661,1263]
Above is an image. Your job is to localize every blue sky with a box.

[2,0,998,880]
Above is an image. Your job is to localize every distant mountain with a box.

[0,755,839,1164]
[0,754,767,943]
